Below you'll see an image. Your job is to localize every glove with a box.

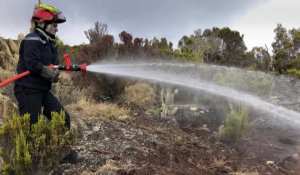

[41,66,60,83]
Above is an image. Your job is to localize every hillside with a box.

[52,101,300,175]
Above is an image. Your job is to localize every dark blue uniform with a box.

[14,29,70,129]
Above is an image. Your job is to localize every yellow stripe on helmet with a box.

[38,3,59,14]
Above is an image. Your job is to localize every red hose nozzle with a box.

[80,63,87,73]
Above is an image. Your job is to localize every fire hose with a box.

[0,54,87,88]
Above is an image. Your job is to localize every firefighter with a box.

[14,3,82,163]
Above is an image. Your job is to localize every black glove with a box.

[41,66,60,83]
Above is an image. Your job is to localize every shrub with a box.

[52,72,86,105]
[219,105,254,144]
[160,86,178,117]
[0,112,76,175]
[289,56,300,69]
[95,103,129,121]
[121,83,156,112]
[75,100,130,121]
[213,70,272,97]
[0,93,18,118]
[0,68,15,82]
[286,68,300,78]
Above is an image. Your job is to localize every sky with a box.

[0,0,299,51]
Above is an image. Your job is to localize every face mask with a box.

[45,23,58,36]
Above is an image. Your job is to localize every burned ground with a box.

[54,105,300,175]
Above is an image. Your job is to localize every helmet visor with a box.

[53,12,66,23]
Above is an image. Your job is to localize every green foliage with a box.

[251,47,271,71]
[148,37,181,60]
[219,105,254,144]
[286,68,300,78]
[54,37,64,48]
[213,70,272,97]
[201,27,247,65]
[177,35,204,62]
[0,112,76,175]
[272,24,300,73]
[172,50,203,62]
[273,49,290,73]
[289,56,300,69]
[249,75,273,96]
[178,27,249,66]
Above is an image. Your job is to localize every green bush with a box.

[286,68,300,78]
[289,56,300,69]
[213,71,272,97]
[0,112,76,175]
[219,105,254,144]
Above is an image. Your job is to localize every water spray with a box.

[87,62,300,126]
[0,54,87,88]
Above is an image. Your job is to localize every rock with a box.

[189,107,198,111]
[93,126,100,132]
[198,124,211,132]
[103,137,110,142]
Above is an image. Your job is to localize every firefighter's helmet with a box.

[32,3,66,24]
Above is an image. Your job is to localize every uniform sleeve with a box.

[52,42,59,65]
[23,40,44,74]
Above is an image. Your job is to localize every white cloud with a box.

[0,0,273,48]
[232,0,300,50]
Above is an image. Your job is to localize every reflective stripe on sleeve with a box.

[24,37,47,44]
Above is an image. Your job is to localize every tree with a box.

[148,37,173,59]
[178,27,248,65]
[272,24,293,72]
[287,28,300,70]
[118,31,134,57]
[81,21,114,63]
[198,28,223,63]
[290,28,300,58]
[84,21,108,45]
[178,35,203,62]
[251,47,271,71]
[74,22,116,101]
[216,27,247,65]
[157,38,173,59]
